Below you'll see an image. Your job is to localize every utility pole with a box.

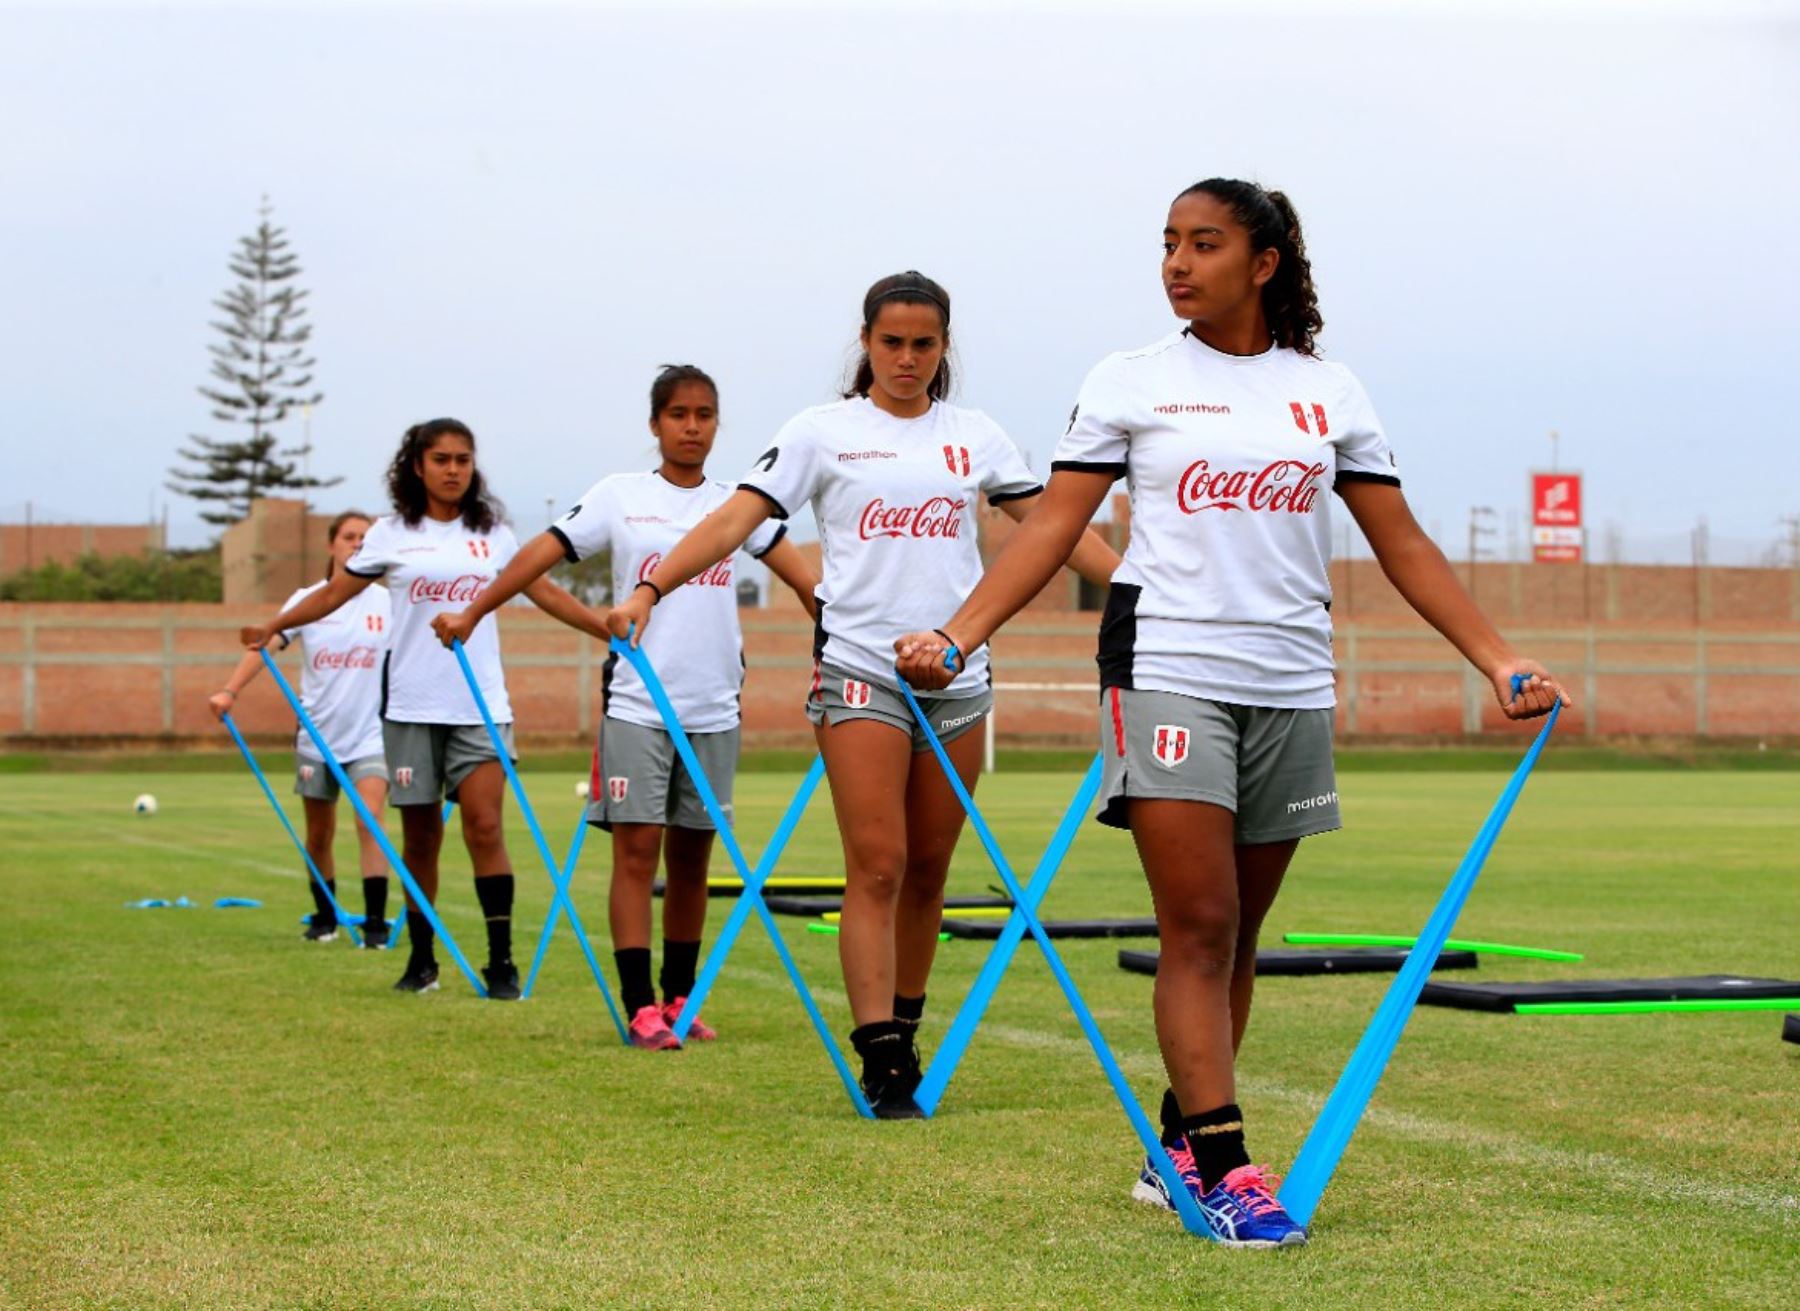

[1467,506,1496,599]
[1549,429,1560,473]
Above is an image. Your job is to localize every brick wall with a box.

[0,522,166,574]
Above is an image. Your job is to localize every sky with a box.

[2,0,1796,564]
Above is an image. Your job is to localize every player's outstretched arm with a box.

[761,536,820,620]
[1340,479,1569,720]
[608,489,772,645]
[521,571,612,641]
[895,468,1114,689]
[241,571,373,650]
[207,649,271,719]
[432,532,567,647]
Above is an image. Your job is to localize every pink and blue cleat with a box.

[627,1004,683,1051]
[1132,1144,1308,1248]
[662,996,716,1041]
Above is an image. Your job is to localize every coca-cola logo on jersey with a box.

[1176,460,1328,515]
[857,496,967,541]
[312,645,380,672]
[408,574,491,604]
[638,553,733,588]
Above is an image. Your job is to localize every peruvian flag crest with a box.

[943,445,971,477]
[843,679,872,709]
[608,776,630,803]
[1152,724,1190,769]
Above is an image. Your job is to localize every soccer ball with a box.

[574,779,591,800]
[133,794,158,816]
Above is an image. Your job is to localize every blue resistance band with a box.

[1278,678,1562,1227]
[520,765,596,1001]
[220,710,366,948]
[259,648,486,995]
[914,753,1103,1115]
[449,640,626,1040]
[896,665,1216,1241]
[612,636,871,1117]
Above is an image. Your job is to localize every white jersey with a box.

[344,513,521,725]
[278,579,390,762]
[740,395,1042,695]
[1052,330,1400,709]
[550,469,787,734]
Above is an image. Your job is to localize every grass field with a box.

[2,762,1796,1309]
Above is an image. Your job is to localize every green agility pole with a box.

[1517,999,1800,1015]
[807,923,950,942]
[1284,932,1582,963]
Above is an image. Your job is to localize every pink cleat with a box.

[663,996,717,1041]
[627,1004,683,1051]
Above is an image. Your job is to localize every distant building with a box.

[221,498,353,604]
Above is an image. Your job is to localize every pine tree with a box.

[167,198,338,526]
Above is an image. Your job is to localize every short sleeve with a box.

[276,586,313,648]
[549,479,613,563]
[976,415,1043,506]
[744,516,788,559]
[1331,368,1401,490]
[738,412,823,520]
[489,522,521,569]
[1050,356,1130,479]
[344,517,397,578]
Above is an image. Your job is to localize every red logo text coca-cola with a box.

[638,553,733,588]
[408,574,491,604]
[858,496,967,541]
[312,645,380,672]
[1176,460,1327,515]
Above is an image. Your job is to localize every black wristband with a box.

[635,579,664,604]
[932,628,957,648]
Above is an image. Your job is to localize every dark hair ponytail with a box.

[322,509,372,580]
[385,418,503,532]
[649,364,719,421]
[842,270,955,401]
[1178,179,1323,356]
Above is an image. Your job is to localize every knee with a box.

[901,855,950,901]
[461,810,505,852]
[847,847,908,902]
[1159,902,1240,975]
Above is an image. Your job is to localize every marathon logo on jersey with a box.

[409,574,490,604]
[1152,402,1232,416]
[837,449,898,462]
[1151,724,1190,769]
[1290,402,1329,436]
[639,552,732,588]
[857,496,966,541]
[394,767,414,789]
[1287,790,1338,814]
[753,446,780,473]
[842,679,873,709]
[467,539,491,559]
[313,645,380,672]
[608,776,629,803]
[1176,459,1328,516]
[943,445,971,477]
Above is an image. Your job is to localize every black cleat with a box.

[482,960,522,1001]
[360,919,392,950]
[302,915,339,943]
[863,1078,926,1120]
[393,959,440,993]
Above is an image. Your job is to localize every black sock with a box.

[309,877,337,923]
[660,939,701,1002]
[893,993,926,1027]
[362,877,389,928]
[406,910,435,965]
[1180,1102,1251,1192]
[474,874,514,965]
[850,1020,911,1087]
[616,947,655,1015]
[1159,1087,1185,1146]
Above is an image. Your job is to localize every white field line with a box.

[722,964,1798,1222]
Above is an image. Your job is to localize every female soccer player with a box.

[241,419,611,998]
[607,274,1119,1113]
[209,511,393,946]
[894,180,1568,1244]
[432,365,819,1050]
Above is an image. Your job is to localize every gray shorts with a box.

[1097,687,1340,843]
[294,753,387,803]
[586,716,738,832]
[382,720,515,807]
[805,663,991,754]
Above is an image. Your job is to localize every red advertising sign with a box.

[1531,472,1583,563]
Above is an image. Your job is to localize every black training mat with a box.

[1118,948,1478,978]
[945,917,1159,940]
[764,894,1014,917]
[652,878,850,898]
[1419,975,1800,1013]
[1782,1014,1799,1046]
